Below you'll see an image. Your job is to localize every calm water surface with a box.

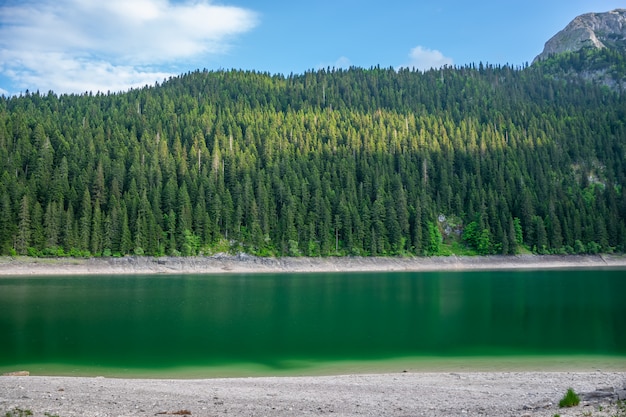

[1,269,625,377]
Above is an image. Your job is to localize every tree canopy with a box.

[1,59,625,257]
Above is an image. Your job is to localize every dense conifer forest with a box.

[1,49,625,257]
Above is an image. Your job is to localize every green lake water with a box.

[1,269,625,377]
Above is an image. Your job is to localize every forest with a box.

[0,48,625,258]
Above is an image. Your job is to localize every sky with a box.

[0,0,624,96]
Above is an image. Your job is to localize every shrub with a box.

[559,388,580,408]
[26,247,41,257]
[5,408,33,417]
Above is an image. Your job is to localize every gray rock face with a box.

[534,9,626,62]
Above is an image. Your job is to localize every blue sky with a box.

[0,0,624,95]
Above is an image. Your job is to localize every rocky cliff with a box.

[534,9,626,62]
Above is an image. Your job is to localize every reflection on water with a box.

[0,269,625,377]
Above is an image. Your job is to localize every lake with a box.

[1,268,625,377]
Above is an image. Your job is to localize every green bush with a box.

[26,247,41,257]
[5,408,33,417]
[559,388,580,408]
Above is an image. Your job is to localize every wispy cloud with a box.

[318,56,352,71]
[0,0,258,94]
[400,46,453,71]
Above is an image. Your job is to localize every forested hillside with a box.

[534,46,626,90]
[1,63,625,257]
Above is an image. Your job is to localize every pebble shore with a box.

[1,253,626,276]
[1,372,626,417]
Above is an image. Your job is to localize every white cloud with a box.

[332,56,352,69]
[317,56,352,71]
[400,46,453,71]
[0,0,258,94]
[2,50,173,94]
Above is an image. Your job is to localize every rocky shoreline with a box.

[1,253,626,276]
[1,372,625,417]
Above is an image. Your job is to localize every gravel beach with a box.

[2,372,626,417]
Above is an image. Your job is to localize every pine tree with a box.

[16,195,31,255]
[0,192,15,253]
[30,201,44,251]
[90,199,103,255]
[119,203,133,255]
[79,188,92,252]
[44,201,60,249]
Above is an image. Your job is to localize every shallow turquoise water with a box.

[1,269,625,377]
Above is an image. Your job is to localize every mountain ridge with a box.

[534,9,626,62]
